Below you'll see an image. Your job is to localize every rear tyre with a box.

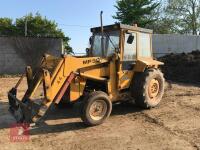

[81,91,112,126]
[131,69,165,108]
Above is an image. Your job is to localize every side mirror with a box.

[127,34,134,44]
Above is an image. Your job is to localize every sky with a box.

[0,0,117,53]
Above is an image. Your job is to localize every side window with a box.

[139,33,152,57]
[122,32,137,70]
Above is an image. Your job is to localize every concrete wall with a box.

[0,37,62,74]
[152,34,200,57]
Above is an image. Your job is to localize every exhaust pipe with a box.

[100,11,104,57]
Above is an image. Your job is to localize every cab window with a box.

[138,33,152,57]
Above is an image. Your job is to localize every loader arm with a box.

[8,54,108,123]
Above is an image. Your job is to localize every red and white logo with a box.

[10,123,30,142]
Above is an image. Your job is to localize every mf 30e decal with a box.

[83,58,101,64]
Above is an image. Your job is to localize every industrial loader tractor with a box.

[8,14,165,126]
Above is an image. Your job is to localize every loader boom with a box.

[8,54,110,123]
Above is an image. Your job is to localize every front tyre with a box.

[81,91,112,126]
[132,69,165,108]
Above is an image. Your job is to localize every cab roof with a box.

[91,23,153,34]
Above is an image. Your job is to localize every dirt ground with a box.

[0,77,200,150]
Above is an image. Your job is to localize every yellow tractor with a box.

[8,20,164,126]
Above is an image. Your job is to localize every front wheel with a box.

[131,69,165,108]
[80,91,112,126]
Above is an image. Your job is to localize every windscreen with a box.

[92,31,120,57]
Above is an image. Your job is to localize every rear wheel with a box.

[131,69,165,108]
[81,91,112,126]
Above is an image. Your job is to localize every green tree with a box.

[113,0,160,27]
[148,18,176,34]
[145,1,177,34]
[0,13,72,53]
[0,18,16,35]
[166,0,200,35]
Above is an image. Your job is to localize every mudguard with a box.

[134,57,164,72]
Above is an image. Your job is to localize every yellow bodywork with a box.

[27,53,162,105]
[27,55,109,102]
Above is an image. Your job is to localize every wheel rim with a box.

[148,79,160,99]
[89,100,107,121]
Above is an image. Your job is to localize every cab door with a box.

[118,31,137,90]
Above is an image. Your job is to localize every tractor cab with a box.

[90,24,152,57]
[89,24,154,70]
